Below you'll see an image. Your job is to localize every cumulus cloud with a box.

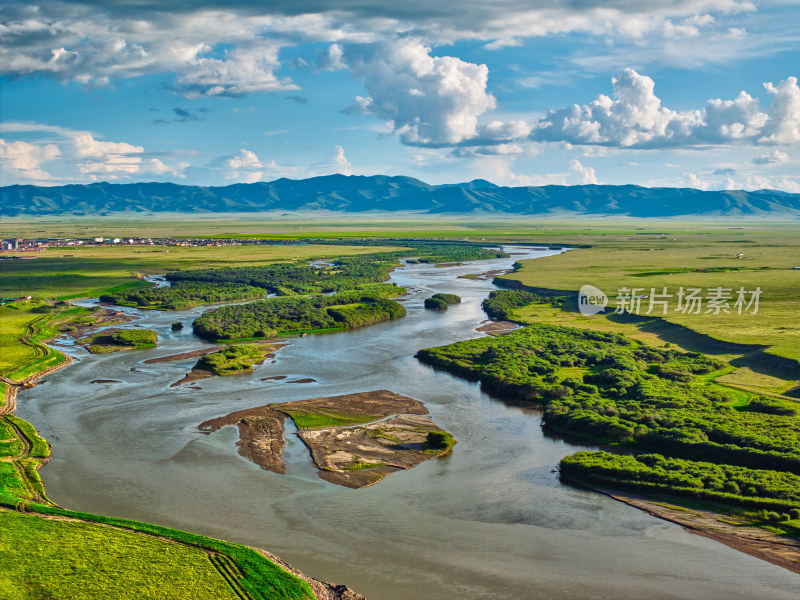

[0,1,782,102]
[753,150,790,165]
[759,77,800,144]
[569,159,599,184]
[686,169,800,193]
[339,38,529,147]
[223,149,262,169]
[0,5,298,96]
[310,145,354,176]
[0,139,61,181]
[451,143,529,157]
[531,69,800,148]
[329,145,353,175]
[0,122,181,184]
[340,39,495,146]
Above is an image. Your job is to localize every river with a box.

[17,247,799,599]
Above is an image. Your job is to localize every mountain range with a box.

[2,175,799,218]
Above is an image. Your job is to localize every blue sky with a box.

[1,0,799,191]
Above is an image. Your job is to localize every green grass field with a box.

[274,406,378,429]
[498,224,800,364]
[0,509,242,600]
[0,243,404,300]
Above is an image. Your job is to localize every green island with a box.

[192,285,407,340]
[195,344,275,376]
[100,281,268,310]
[79,328,159,353]
[423,293,461,311]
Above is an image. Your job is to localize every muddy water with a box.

[18,247,799,599]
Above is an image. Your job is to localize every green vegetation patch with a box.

[423,430,456,452]
[0,510,278,600]
[82,328,158,353]
[561,451,800,511]
[423,293,461,311]
[482,289,563,321]
[4,415,50,459]
[276,408,377,430]
[418,322,800,476]
[424,297,448,311]
[432,293,461,304]
[101,281,267,310]
[195,344,272,376]
[193,288,406,341]
[0,463,29,503]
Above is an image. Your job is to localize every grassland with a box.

[0,509,242,600]
[0,243,404,300]
[497,225,799,364]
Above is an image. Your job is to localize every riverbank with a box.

[564,479,800,574]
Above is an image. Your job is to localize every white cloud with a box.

[341,39,495,146]
[0,1,787,101]
[569,159,599,184]
[0,139,61,181]
[685,169,800,193]
[533,69,698,147]
[752,150,790,165]
[0,122,181,184]
[329,145,353,175]
[531,69,800,149]
[310,145,354,176]
[340,38,529,147]
[223,149,262,169]
[472,156,568,187]
[176,45,298,97]
[759,76,800,144]
[0,6,298,96]
[452,143,530,157]
[317,43,347,71]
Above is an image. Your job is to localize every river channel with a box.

[16,246,799,599]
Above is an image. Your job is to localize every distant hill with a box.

[2,175,799,217]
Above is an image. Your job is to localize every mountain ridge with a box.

[2,175,799,217]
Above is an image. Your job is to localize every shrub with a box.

[424,431,455,450]
[424,297,449,311]
[431,293,461,305]
[745,397,797,416]
[111,329,157,346]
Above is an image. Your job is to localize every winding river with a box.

[17,247,799,599]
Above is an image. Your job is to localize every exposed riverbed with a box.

[17,247,800,599]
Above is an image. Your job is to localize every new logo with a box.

[578,284,608,316]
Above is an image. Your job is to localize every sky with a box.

[1,0,799,191]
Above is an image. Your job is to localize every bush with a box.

[424,297,449,311]
[431,293,461,305]
[744,397,797,416]
[424,431,455,450]
[111,329,157,346]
